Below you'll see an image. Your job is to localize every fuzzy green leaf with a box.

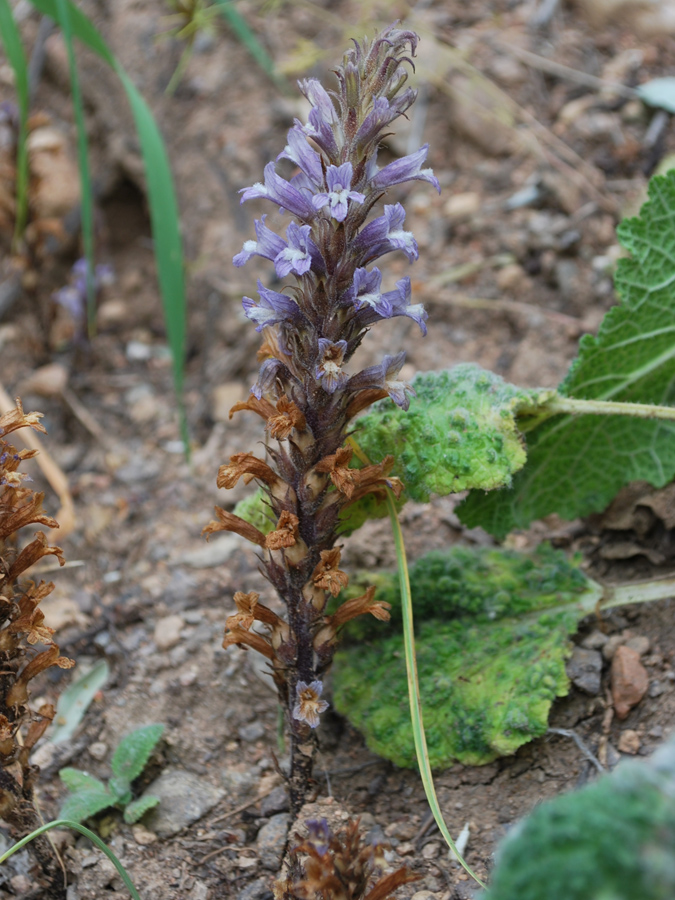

[460,171,675,538]
[60,786,115,824]
[51,659,110,746]
[123,794,160,824]
[333,545,600,768]
[59,768,108,793]
[111,724,164,785]
[356,365,554,503]
[484,737,675,900]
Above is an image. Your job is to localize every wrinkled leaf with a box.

[636,77,675,115]
[123,794,160,824]
[333,545,601,767]
[356,365,554,503]
[50,659,109,745]
[460,170,675,538]
[111,724,164,785]
[59,768,108,793]
[60,785,115,824]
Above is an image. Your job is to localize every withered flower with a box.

[293,680,329,729]
[267,396,306,440]
[315,447,357,498]
[223,625,275,660]
[314,587,391,656]
[266,510,300,550]
[225,590,259,631]
[217,452,279,490]
[312,549,349,597]
[203,506,267,547]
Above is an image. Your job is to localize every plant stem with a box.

[601,577,675,611]
[543,396,675,422]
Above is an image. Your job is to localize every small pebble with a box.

[625,635,650,656]
[88,741,108,761]
[154,614,184,651]
[618,729,641,755]
[132,825,157,845]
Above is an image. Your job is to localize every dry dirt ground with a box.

[2,0,675,897]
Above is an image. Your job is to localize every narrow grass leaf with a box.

[0,0,29,244]
[27,0,189,451]
[0,820,141,900]
[53,0,96,336]
[213,0,290,93]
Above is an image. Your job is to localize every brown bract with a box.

[266,511,300,550]
[217,452,279,490]
[312,549,349,597]
[313,586,391,654]
[316,449,401,504]
[203,506,267,547]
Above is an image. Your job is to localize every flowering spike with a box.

[215,23,438,815]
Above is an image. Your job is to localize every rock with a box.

[132,825,157,845]
[115,458,161,483]
[143,769,224,837]
[154,614,184,651]
[20,363,68,397]
[602,634,625,661]
[41,595,89,633]
[444,192,481,220]
[421,842,440,860]
[618,729,641,755]
[239,722,265,743]
[175,535,239,569]
[97,298,129,329]
[237,877,271,900]
[411,892,437,900]
[88,742,108,761]
[566,646,603,695]
[581,630,608,651]
[260,786,290,817]
[625,635,650,656]
[496,263,529,293]
[611,645,649,719]
[649,680,665,698]
[212,382,247,422]
[256,813,291,870]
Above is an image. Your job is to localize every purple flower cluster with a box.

[234,24,439,413]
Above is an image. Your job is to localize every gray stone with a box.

[581,630,608,650]
[239,722,265,743]
[237,877,271,900]
[175,535,239,569]
[256,813,290,870]
[260,786,290,817]
[143,769,224,837]
[115,458,161,483]
[567,646,603,694]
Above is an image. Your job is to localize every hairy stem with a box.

[543,395,675,422]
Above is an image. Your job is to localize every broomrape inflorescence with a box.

[205,23,439,813]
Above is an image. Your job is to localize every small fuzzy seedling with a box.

[483,736,675,900]
[60,724,164,825]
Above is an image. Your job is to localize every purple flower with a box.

[240,162,316,219]
[388,276,428,335]
[315,339,349,393]
[292,679,329,728]
[298,79,339,126]
[242,281,304,331]
[274,222,320,278]
[369,144,440,193]
[305,818,332,854]
[345,267,393,318]
[252,358,289,399]
[301,107,340,159]
[277,125,323,187]
[354,203,418,264]
[348,351,415,410]
[233,215,287,268]
[312,163,365,222]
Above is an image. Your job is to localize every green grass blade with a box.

[27,0,189,453]
[213,0,290,93]
[53,0,96,337]
[0,819,141,900]
[347,436,484,886]
[384,487,486,888]
[0,0,30,245]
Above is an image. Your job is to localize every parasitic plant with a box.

[204,24,439,814]
[0,400,74,889]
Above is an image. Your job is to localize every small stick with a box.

[208,784,279,827]
[0,383,76,536]
[547,727,605,773]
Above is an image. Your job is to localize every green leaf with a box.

[59,768,108,793]
[0,0,29,243]
[333,545,600,767]
[50,659,109,745]
[27,0,189,452]
[111,724,164,784]
[60,786,115,824]
[459,170,675,538]
[357,365,554,503]
[484,738,675,900]
[123,794,160,824]
[636,77,675,115]
[54,0,96,335]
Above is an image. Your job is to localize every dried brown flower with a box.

[312,549,349,598]
[266,510,300,550]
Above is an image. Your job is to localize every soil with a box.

[2,1,675,898]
